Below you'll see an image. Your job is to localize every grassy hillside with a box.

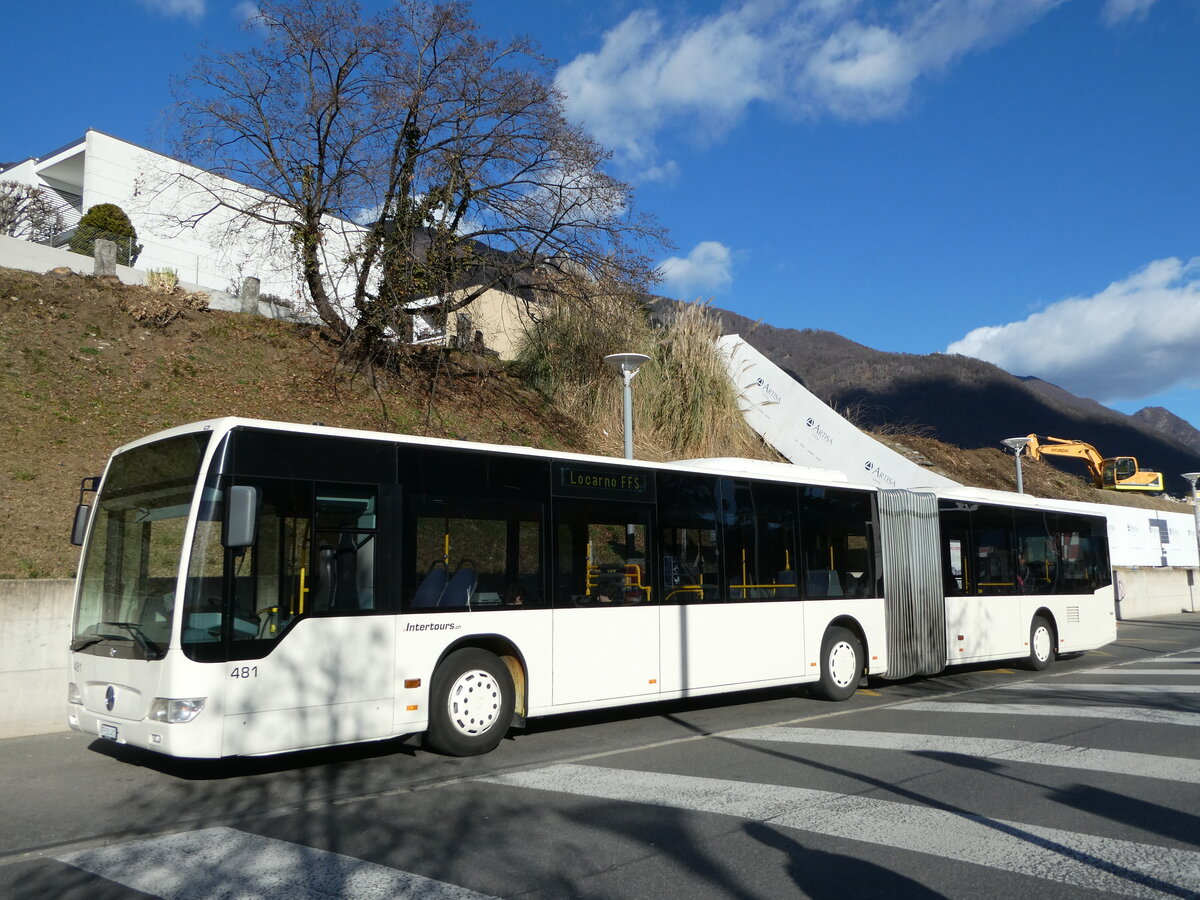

[0,268,598,579]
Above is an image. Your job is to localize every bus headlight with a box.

[68,683,82,705]
[148,697,206,724]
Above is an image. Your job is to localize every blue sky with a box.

[3,0,1199,436]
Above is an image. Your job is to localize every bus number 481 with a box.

[231,666,258,679]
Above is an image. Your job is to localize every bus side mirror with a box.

[224,485,259,549]
[70,504,91,546]
[70,476,100,546]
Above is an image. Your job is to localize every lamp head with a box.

[1002,436,1033,454]
[603,352,651,378]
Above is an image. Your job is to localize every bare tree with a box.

[171,0,668,358]
[0,181,65,244]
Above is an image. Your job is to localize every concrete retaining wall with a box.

[0,579,74,739]
[1116,566,1198,620]
[0,234,309,321]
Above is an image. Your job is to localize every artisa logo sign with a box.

[755,377,781,403]
[864,460,897,488]
[805,417,834,446]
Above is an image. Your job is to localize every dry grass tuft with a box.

[516,296,770,461]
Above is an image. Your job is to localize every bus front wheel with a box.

[426,648,515,756]
[1027,616,1056,671]
[812,626,863,701]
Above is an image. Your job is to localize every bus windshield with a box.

[72,432,211,660]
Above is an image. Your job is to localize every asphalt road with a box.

[2,614,1198,899]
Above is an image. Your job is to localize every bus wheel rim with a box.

[829,641,857,687]
[448,668,501,736]
[1033,626,1051,662]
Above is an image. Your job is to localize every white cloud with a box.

[1101,0,1159,27]
[556,6,773,169]
[946,257,1200,404]
[234,2,261,26]
[658,241,734,297]
[557,1,1069,173]
[136,0,204,21]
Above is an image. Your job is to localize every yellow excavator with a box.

[1022,434,1164,492]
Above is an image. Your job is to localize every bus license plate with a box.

[99,723,118,741]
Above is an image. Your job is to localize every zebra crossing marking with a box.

[57,826,496,900]
[1117,657,1200,665]
[1009,683,1200,694]
[1064,668,1200,677]
[484,764,1200,899]
[734,726,1200,783]
[898,701,1200,727]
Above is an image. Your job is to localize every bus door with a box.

[184,478,395,756]
[939,503,1022,661]
[550,498,658,705]
[662,477,805,692]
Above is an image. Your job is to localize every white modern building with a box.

[1,129,541,356]
[0,129,318,299]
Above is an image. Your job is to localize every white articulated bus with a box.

[67,418,1116,758]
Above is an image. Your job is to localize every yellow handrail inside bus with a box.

[623,564,651,602]
[297,566,308,615]
[584,540,599,597]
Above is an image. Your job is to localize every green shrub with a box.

[69,203,143,266]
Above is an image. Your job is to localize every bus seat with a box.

[411,561,448,608]
[331,534,359,609]
[805,569,842,598]
[441,561,477,607]
[312,544,335,610]
[777,569,798,598]
[356,536,375,609]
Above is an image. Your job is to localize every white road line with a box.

[897,701,1200,727]
[56,826,496,900]
[734,727,1200,784]
[484,764,1200,899]
[1009,683,1200,694]
[1068,669,1200,676]
[1118,658,1200,665]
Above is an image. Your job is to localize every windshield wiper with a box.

[96,622,166,659]
[70,635,104,652]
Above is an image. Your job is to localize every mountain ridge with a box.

[698,303,1200,493]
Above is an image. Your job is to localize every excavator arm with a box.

[1023,435,1105,487]
[1021,434,1163,492]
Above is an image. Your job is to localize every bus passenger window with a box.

[800,487,878,599]
[659,473,719,603]
[553,501,651,607]
[1054,514,1111,593]
[311,488,377,613]
[721,479,799,602]
[408,511,542,610]
[972,511,1016,595]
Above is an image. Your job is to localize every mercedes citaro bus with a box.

[67,418,1116,758]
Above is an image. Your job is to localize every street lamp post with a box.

[603,353,651,460]
[1002,436,1033,494]
[1184,473,1200,614]
[1184,470,1200,557]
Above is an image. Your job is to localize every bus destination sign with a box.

[554,463,653,500]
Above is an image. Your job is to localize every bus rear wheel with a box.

[426,648,514,756]
[812,626,863,702]
[1027,616,1056,671]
